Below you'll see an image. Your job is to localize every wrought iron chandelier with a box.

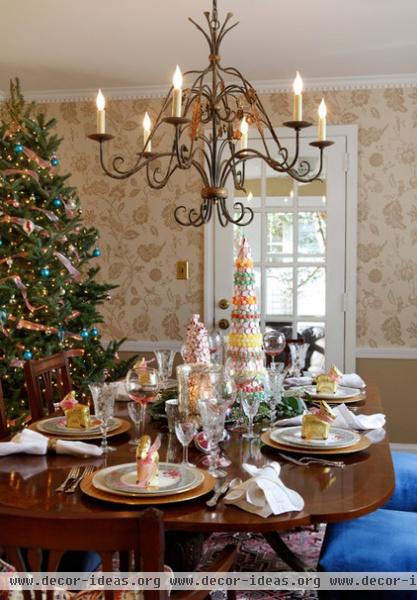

[89,0,333,227]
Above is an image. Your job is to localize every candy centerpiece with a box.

[59,391,91,429]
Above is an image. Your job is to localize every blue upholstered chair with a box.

[383,451,417,512]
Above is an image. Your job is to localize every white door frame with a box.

[204,124,358,372]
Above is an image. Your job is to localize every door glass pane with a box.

[233,213,261,262]
[266,213,293,263]
[266,267,293,315]
[266,170,294,208]
[298,321,325,374]
[297,267,325,316]
[298,211,326,256]
[299,179,326,208]
[235,159,262,208]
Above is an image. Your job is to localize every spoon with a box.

[206,477,242,508]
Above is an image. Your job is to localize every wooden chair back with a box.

[0,507,167,600]
[24,352,73,421]
[0,379,8,438]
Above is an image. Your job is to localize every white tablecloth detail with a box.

[275,403,385,431]
[0,428,103,457]
[224,462,304,518]
[286,373,366,389]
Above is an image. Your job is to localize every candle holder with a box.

[87,133,115,143]
[177,363,223,420]
[163,117,191,126]
[309,140,335,149]
[282,121,312,130]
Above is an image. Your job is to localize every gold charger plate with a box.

[80,468,215,505]
[261,431,371,455]
[30,418,131,440]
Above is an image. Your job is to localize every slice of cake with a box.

[134,357,151,384]
[59,391,91,429]
[136,434,161,488]
[302,401,336,440]
[316,374,337,394]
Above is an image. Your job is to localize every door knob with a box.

[218,318,230,330]
[218,298,230,310]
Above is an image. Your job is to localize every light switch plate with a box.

[176,260,189,280]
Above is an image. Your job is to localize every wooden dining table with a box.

[0,385,394,570]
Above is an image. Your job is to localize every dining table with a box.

[0,384,394,571]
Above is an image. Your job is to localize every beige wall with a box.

[41,87,417,443]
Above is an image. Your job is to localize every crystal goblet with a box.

[125,367,160,435]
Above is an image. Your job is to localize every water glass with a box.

[198,399,227,478]
[208,330,223,364]
[165,398,179,434]
[289,342,309,377]
[265,368,286,424]
[127,401,143,446]
[154,350,176,387]
[175,417,197,467]
[125,367,160,435]
[89,382,116,453]
[241,392,261,440]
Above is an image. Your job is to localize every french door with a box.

[205,125,357,373]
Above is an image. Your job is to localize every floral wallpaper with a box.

[42,86,417,347]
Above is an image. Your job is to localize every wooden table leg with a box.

[263,532,311,572]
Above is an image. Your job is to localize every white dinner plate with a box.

[291,385,362,401]
[36,416,120,436]
[93,462,203,497]
[271,426,361,449]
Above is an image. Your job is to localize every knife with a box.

[206,479,231,508]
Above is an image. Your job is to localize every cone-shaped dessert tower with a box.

[182,314,210,364]
[226,237,265,398]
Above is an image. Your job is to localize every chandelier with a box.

[88,0,333,227]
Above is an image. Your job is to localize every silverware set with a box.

[278,452,345,468]
[206,477,242,508]
[55,465,95,493]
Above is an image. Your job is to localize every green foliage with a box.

[0,79,134,424]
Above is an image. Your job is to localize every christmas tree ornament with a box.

[0,310,8,323]
[22,350,33,360]
[40,267,50,277]
[50,154,59,166]
[91,327,99,337]
[80,328,90,339]
[14,143,24,154]
[52,197,62,207]
[0,239,3,246]
[92,247,101,257]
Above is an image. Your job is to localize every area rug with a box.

[202,525,325,600]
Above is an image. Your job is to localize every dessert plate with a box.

[94,462,204,497]
[36,416,119,436]
[271,426,361,449]
[292,385,362,401]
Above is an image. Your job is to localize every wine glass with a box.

[289,342,309,377]
[175,416,197,468]
[265,368,286,425]
[198,398,227,478]
[263,329,286,368]
[89,382,116,453]
[154,350,176,388]
[125,367,160,435]
[127,401,143,446]
[241,391,261,440]
[227,357,258,430]
[208,330,223,364]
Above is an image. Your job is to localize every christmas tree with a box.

[226,237,265,401]
[0,80,133,425]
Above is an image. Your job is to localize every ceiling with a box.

[2,0,417,98]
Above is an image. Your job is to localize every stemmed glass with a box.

[89,382,117,453]
[154,350,176,388]
[175,416,197,468]
[265,367,286,425]
[289,342,309,377]
[227,357,258,430]
[263,330,286,369]
[241,392,261,440]
[208,330,223,365]
[198,398,228,478]
[127,401,143,446]
[125,367,160,435]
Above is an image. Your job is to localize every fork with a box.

[55,467,80,492]
[65,465,94,494]
[278,452,345,468]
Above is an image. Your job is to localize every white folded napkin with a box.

[224,462,304,518]
[0,428,103,457]
[275,403,385,431]
[286,373,366,390]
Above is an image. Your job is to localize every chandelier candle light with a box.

[89,0,333,227]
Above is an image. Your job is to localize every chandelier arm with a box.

[287,149,324,183]
[188,17,212,49]
[174,198,211,227]
[217,10,234,40]
[217,21,239,46]
[145,157,180,190]
[219,197,254,227]
[216,199,228,228]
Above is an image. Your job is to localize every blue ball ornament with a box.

[91,327,99,337]
[52,197,62,207]
[92,247,101,257]
[23,350,33,360]
[51,156,59,166]
[80,328,89,339]
[57,326,65,341]
[40,267,50,278]
[0,310,8,323]
[0,239,3,247]
[14,143,24,154]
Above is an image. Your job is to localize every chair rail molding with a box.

[356,347,417,360]
[103,339,182,352]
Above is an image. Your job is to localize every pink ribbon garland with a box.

[22,147,51,170]
[31,207,59,223]
[0,276,42,312]
[3,168,39,183]
[53,252,82,282]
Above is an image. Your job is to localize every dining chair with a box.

[383,451,417,512]
[23,351,76,421]
[0,507,237,600]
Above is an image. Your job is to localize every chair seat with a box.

[383,451,417,512]
[319,509,417,572]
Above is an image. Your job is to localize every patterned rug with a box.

[203,525,325,600]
